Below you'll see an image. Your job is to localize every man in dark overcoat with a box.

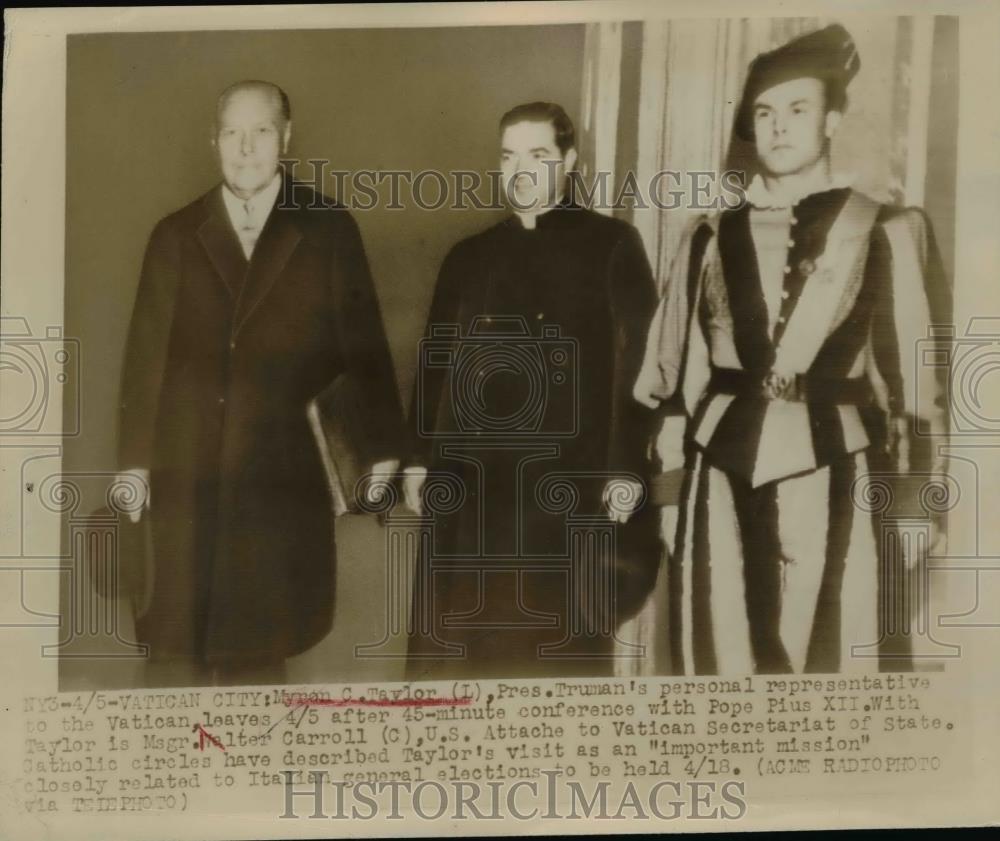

[117,80,403,686]
[403,102,662,680]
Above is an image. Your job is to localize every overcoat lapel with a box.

[232,198,303,336]
[196,187,248,299]
[195,181,305,336]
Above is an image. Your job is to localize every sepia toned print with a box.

[1,2,998,838]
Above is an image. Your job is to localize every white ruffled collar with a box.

[745,172,855,210]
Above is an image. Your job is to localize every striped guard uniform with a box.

[634,181,950,675]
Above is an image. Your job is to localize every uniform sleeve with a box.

[633,217,713,505]
[330,211,406,464]
[869,206,950,475]
[606,223,659,476]
[406,244,465,468]
[117,219,182,472]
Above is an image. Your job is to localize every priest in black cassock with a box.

[402,102,662,680]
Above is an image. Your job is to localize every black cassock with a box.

[407,201,661,680]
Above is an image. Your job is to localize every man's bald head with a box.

[214,80,291,132]
[212,80,292,200]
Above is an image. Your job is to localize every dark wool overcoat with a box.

[119,178,403,664]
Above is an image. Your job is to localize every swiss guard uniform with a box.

[633,26,950,675]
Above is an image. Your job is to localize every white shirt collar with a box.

[512,190,569,230]
[744,172,854,210]
[221,171,283,229]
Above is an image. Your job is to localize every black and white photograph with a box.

[1,1,997,837]
[54,12,958,688]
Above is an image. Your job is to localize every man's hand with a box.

[902,515,947,572]
[603,478,644,524]
[885,414,911,474]
[364,458,401,509]
[113,468,150,524]
[403,466,428,516]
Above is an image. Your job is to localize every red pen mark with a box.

[282,696,473,708]
[193,723,226,752]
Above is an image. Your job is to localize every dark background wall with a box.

[62,26,585,688]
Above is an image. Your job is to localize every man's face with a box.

[499,120,577,212]
[752,76,840,177]
[214,89,290,198]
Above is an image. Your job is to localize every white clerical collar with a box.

[221,171,283,226]
[745,172,854,210]
[513,191,570,229]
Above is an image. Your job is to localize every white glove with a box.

[603,478,644,523]
[365,458,401,509]
[402,466,428,516]
[113,468,150,524]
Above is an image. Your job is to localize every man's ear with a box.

[564,147,578,171]
[282,121,292,155]
[824,109,843,139]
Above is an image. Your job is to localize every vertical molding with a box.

[634,20,669,274]
[580,21,623,216]
[595,21,623,209]
[923,15,959,282]
[656,19,730,290]
[904,15,935,207]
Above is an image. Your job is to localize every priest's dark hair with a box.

[499,101,576,155]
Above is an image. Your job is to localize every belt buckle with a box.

[761,370,795,401]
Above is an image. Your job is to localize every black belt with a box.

[709,367,871,404]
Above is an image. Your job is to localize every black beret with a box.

[735,24,860,142]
